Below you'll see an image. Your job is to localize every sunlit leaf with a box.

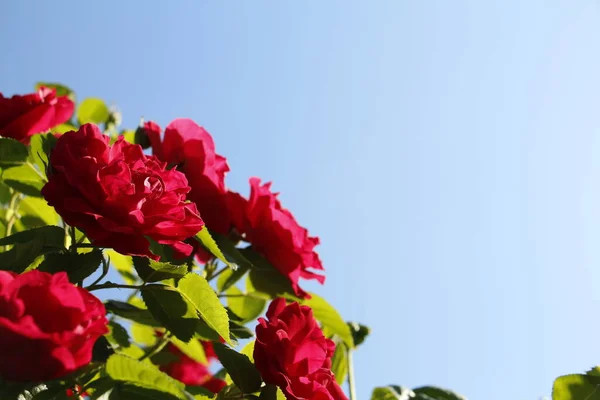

[106,354,186,399]
[77,98,109,125]
[133,256,188,282]
[226,287,266,323]
[331,342,348,385]
[553,374,600,400]
[303,293,353,348]
[195,228,233,268]
[178,273,231,344]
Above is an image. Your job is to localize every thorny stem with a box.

[139,332,172,361]
[218,292,266,300]
[87,254,111,288]
[208,266,228,282]
[72,243,103,249]
[347,347,357,400]
[4,192,21,246]
[69,225,77,253]
[86,282,145,291]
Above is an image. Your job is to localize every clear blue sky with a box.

[2,1,600,399]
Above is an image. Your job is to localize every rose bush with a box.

[0,86,74,144]
[0,84,466,400]
[41,123,204,259]
[0,270,107,382]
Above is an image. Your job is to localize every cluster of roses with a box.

[0,87,346,399]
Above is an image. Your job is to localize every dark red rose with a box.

[0,271,108,382]
[146,119,235,235]
[254,299,347,400]
[0,86,74,144]
[239,178,324,298]
[160,341,226,394]
[41,123,204,259]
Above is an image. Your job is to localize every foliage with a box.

[0,83,470,400]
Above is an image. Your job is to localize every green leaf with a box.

[0,225,64,247]
[184,386,214,400]
[93,335,115,363]
[150,351,180,366]
[171,336,207,365]
[213,343,262,394]
[217,264,250,294]
[28,132,57,176]
[226,287,266,323]
[77,98,109,125]
[3,179,44,197]
[195,228,233,268]
[178,273,231,344]
[118,344,148,362]
[107,321,131,349]
[258,385,286,400]
[38,249,103,284]
[1,162,46,198]
[133,256,188,282]
[331,343,348,385]
[141,285,199,342]
[216,385,244,400]
[35,82,75,101]
[52,123,77,135]
[195,318,222,342]
[348,322,371,347]
[229,319,254,340]
[134,126,152,149]
[213,232,255,270]
[0,226,65,273]
[19,196,60,226]
[105,300,160,326]
[106,250,137,284]
[0,181,10,204]
[106,354,185,399]
[413,386,467,400]
[371,386,414,400]
[91,379,184,400]
[553,374,600,400]
[303,293,354,348]
[240,340,255,362]
[243,248,299,300]
[116,129,136,145]
[0,138,29,167]
[132,323,159,347]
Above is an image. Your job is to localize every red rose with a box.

[146,119,234,235]
[41,124,204,259]
[0,86,74,144]
[240,178,324,298]
[160,341,226,394]
[0,270,108,382]
[254,299,347,400]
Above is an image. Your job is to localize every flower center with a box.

[134,171,165,199]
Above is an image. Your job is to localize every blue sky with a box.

[3,1,600,399]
